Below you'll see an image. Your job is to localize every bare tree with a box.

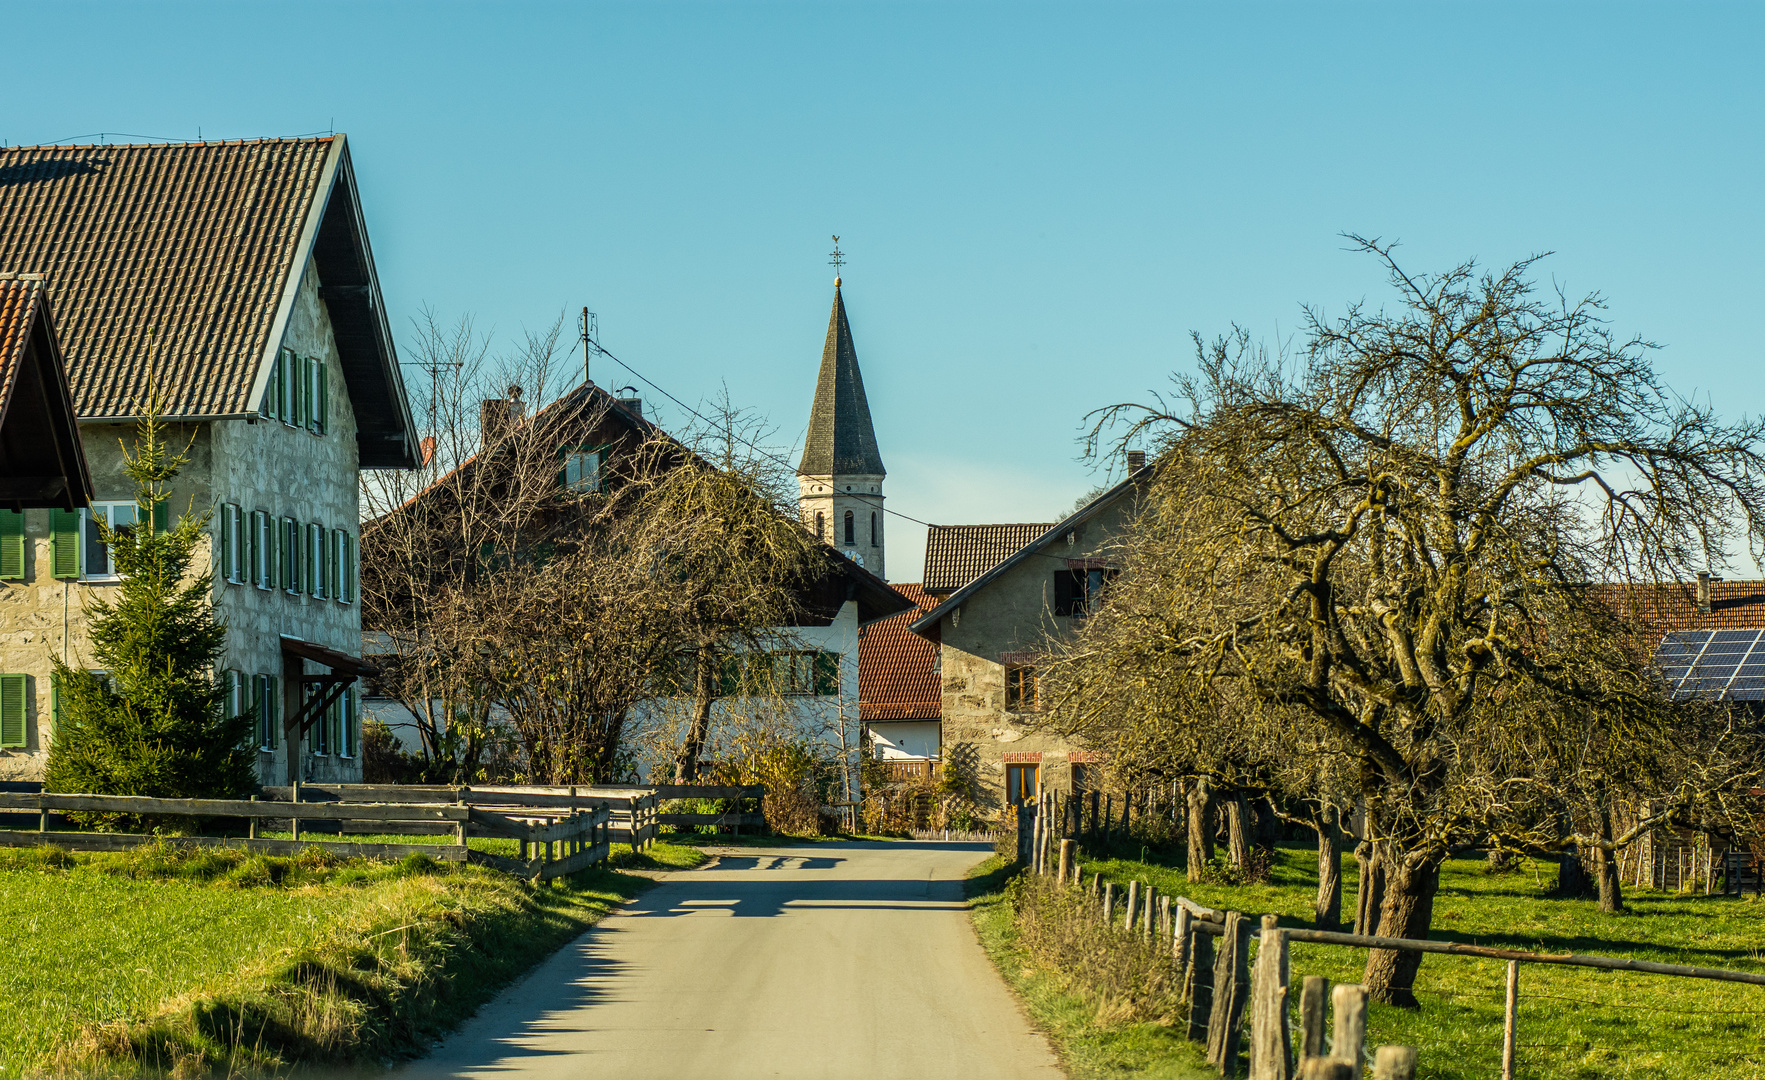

[1056,239,1765,1005]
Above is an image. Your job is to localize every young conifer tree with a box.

[44,394,256,799]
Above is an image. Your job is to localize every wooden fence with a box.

[1018,795,1765,1080]
[0,790,612,882]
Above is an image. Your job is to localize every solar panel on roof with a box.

[1649,629,1765,701]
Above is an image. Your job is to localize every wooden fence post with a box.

[1159,894,1172,944]
[1205,911,1252,1074]
[1249,914,1292,1080]
[1174,904,1192,981]
[1330,984,1368,1080]
[1299,1061,1354,1080]
[1186,920,1215,1042]
[1298,975,1330,1060]
[1058,839,1076,886]
[1501,959,1518,1080]
[1141,885,1157,940]
[1104,882,1117,925]
[1372,1046,1417,1080]
[1124,880,1140,932]
[290,780,301,842]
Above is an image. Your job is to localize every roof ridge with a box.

[2,136,338,152]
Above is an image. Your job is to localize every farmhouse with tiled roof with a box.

[0,136,417,782]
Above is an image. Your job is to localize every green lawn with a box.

[0,840,707,1076]
[979,844,1765,1079]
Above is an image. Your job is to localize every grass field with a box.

[973,844,1765,1079]
[0,839,707,1076]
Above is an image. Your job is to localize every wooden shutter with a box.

[1053,570,1077,616]
[0,510,24,580]
[50,510,80,579]
[344,534,356,603]
[152,499,170,535]
[345,688,359,758]
[0,674,26,748]
[328,530,341,599]
[219,505,236,582]
[813,651,840,696]
[267,675,280,749]
[317,358,329,434]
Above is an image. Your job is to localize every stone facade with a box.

[0,262,366,785]
[926,487,1139,819]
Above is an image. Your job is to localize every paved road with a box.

[402,841,1062,1080]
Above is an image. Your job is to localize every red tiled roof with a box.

[0,273,92,509]
[922,523,1053,594]
[1597,579,1765,659]
[0,274,41,399]
[860,583,941,721]
[0,139,334,418]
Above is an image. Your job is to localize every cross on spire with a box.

[828,235,845,282]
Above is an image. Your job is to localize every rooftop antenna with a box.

[828,235,845,285]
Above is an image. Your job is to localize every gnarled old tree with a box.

[1054,239,1765,1005]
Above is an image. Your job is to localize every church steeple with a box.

[798,276,887,577]
[799,279,885,478]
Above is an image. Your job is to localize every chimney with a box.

[616,396,643,420]
[480,386,527,447]
[1696,571,1712,615]
[1126,449,1146,472]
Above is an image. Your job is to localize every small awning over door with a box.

[280,636,379,735]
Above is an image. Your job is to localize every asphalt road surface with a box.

[401,840,1063,1080]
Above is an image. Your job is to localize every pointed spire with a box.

[799,280,885,477]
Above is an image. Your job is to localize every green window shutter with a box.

[0,674,26,748]
[50,510,80,579]
[328,529,341,600]
[813,651,840,696]
[220,506,235,582]
[317,358,330,434]
[345,688,358,758]
[267,675,280,749]
[152,499,169,536]
[0,510,25,580]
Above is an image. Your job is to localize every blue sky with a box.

[10,2,1764,580]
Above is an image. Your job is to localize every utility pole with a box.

[581,306,597,386]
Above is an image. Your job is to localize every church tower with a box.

[798,276,886,578]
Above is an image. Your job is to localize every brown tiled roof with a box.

[0,273,92,509]
[860,583,941,721]
[1597,580,1765,659]
[922,523,1054,594]
[0,138,334,419]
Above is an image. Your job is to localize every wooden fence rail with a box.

[1021,804,1765,1080]
[0,790,613,882]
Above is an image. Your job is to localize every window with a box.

[1006,666,1039,711]
[333,531,356,604]
[1053,568,1118,616]
[312,685,331,756]
[561,446,604,493]
[282,517,303,594]
[815,512,825,540]
[870,512,878,547]
[219,504,242,585]
[0,510,24,580]
[1071,763,1096,793]
[843,510,855,545]
[308,523,326,599]
[254,673,279,751]
[341,687,359,758]
[71,502,138,580]
[1005,763,1039,804]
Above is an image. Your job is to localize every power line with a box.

[575,324,942,531]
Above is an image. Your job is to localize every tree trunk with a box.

[1361,852,1441,1007]
[1315,804,1345,930]
[1186,779,1214,882]
[1225,789,1251,870]
[1595,805,1625,913]
[672,647,717,783]
[1352,841,1385,937]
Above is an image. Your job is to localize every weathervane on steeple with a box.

[828,235,845,286]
